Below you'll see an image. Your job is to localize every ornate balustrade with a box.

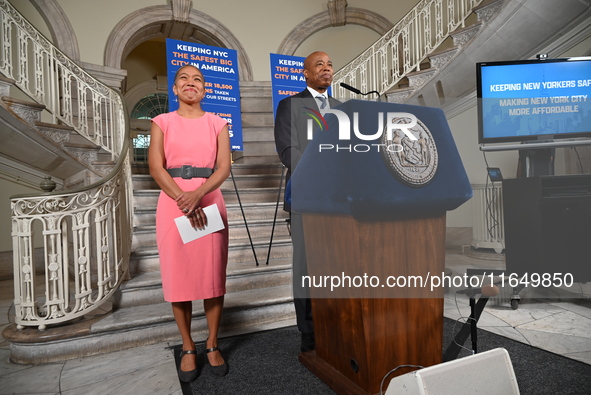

[332,0,484,100]
[0,0,123,158]
[11,163,132,330]
[1,0,132,330]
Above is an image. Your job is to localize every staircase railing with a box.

[0,0,122,158]
[1,0,132,330]
[332,0,484,100]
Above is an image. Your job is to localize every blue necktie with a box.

[317,95,327,110]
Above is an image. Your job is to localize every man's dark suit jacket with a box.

[273,88,341,333]
[274,88,341,203]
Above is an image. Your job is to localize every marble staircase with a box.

[0,77,116,189]
[386,0,591,112]
[5,162,296,365]
[384,0,501,104]
[3,78,297,364]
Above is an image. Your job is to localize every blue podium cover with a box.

[289,99,472,220]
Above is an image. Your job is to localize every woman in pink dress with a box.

[148,65,230,381]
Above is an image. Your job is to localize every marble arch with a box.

[30,0,79,60]
[104,5,253,81]
[277,7,394,55]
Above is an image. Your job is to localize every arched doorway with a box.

[103,4,253,163]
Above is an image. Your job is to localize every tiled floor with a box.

[444,250,591,364]
[1,250,590,394]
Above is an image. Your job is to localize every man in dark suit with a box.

[273,51,340,352]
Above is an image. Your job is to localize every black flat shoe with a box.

[178,349,199,382]
[205,346,229,377]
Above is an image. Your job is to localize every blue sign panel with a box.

[166,38,243,151]
[270,53,307,119]
[270,53,333,118]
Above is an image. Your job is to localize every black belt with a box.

[166,166,213,179]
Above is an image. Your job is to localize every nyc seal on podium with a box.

[381,114,438,187]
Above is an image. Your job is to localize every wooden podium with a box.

[288,99,472,395]
[299,214,446,395]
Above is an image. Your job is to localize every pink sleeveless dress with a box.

[152,111,229,302]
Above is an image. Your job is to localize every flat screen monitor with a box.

[477,57,591,144]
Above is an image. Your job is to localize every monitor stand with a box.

[517,140,555,178]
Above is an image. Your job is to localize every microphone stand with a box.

[266,165,285,265]
[444,269,503,361]
[364,90,381,100]
[339,83,382,101]
[230,167,259,266]
[443,288,488,361]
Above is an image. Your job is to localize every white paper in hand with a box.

[174,203,225,244]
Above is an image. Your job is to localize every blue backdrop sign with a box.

[270,53,307,119]
[270,53,333,118]
[166,38,243,151]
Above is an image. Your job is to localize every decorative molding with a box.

[277,7,393,55]
[38,128,71,146]
[35,124,107,177]
[2,98,44,125]
[385,88,414,104]
[0,75,15,97]
[66,147,99,169]
[327,0,348,26]
[475,0,505,23]
[407,69,437,88]
[29,0,80,60]
[171,0,192,23]
[451,23,482,47]
[92,164,115,177]
[104,5,253,81]
[76,61,128,91]
[429,47,458,69]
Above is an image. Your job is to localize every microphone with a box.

[340,82,361,94]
